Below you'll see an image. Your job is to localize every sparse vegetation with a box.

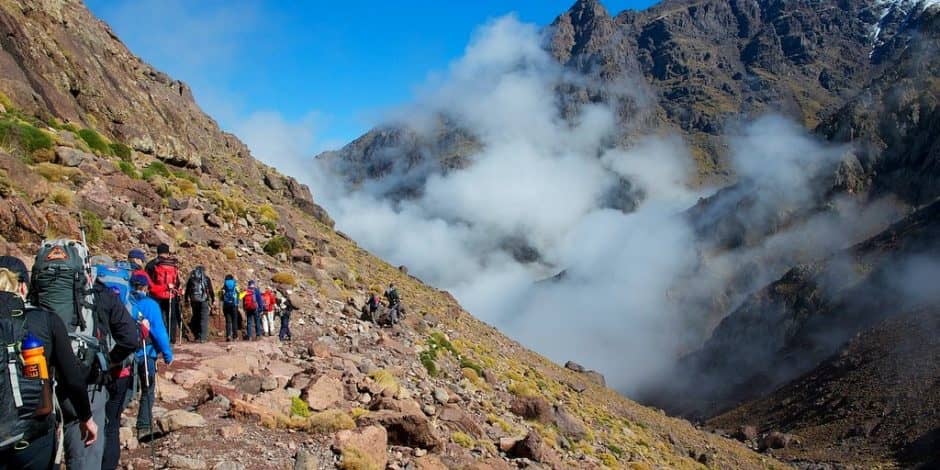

[419,350,439,377]
[257,203,279,223]
[109,142,132,160]
[0,117,55,156]
[141,160,170,181]
[263,235,292,257]
[290,396,310,418]
[486,414,512,433]
[81,210,103,245]
[271,271,297,285]
[368,369,400,395]
[50,187,74,206]
[350,407,369,420]
[305,409,355,434]
[35,162,79,182]
[118,160,138,179]
[0,169,14,197]
[338,447,379,470]
[451,431,475,448]
[221,247,238,260]
[77,128,112,156]
[0,91,13,110]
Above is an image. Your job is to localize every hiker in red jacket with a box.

[145,243,182,344]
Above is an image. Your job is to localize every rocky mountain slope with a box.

[0,0,786,468]
[708,306,940,469]
[314,1,940,468]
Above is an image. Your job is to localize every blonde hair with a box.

[0,268,20,293]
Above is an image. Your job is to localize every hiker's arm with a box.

[207,278,215,305]
[147,303,174,364]
[50,313,93,422]
[103,292,140,364]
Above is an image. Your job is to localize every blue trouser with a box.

[278,311,291,340]
[136,357,157,432]
[245,309,261,339]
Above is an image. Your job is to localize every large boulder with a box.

[54,146,90,167]
[553,405,587,441]
[509,396,553,424]
[157,410,207,433]
[303,375,344,411]
[438,405,483,438]
[332,425,388,470]
[357,409,441,451]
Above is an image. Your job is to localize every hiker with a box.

[185,266,214,343]
[242,280,265,341]
[276,289,296,341]
[366,292,380,319]
[146,243,181,344]
[384,283,401,325]
[218,275,241,342]
[261,287,277,336]
[0,256,97,469]
[29,240,138,470]
[127,248,153,289]
[93,259,138,470]
[129,273,173,442]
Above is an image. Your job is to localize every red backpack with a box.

[148,257,179,300]
[243,288,258,311]
[262,290,276,313]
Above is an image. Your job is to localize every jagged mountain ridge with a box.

[0,0,787,468]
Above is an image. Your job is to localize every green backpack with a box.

[29,239,110,385]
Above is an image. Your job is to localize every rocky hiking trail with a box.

[108,286,788,470]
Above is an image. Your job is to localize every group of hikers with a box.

[364,283,403,326]
[0,238,298,470]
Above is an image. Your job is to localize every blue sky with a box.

[86,0,657,156]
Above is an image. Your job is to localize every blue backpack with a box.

[94,262,133,315]
[222,279,239,307]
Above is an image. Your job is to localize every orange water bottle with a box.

[21,332,53,416]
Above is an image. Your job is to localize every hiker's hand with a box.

[81,418,98,446]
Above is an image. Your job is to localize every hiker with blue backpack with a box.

[129,273,173,443]
[91,257,141,470]
[219,275,242,342]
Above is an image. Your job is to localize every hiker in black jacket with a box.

[61,275,139,469]
[185,266,215,343]
[0,256,98,469]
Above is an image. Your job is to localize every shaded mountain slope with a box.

[708,307,940,469]
[653,199,940,420]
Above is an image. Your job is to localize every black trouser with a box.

[102,375,132,470]
[279,311,291,340]
[190,300,210,341]
[223,303,238,340]
[158,297,181,343]
[0,428,55,470]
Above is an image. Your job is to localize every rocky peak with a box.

[549,0,614,67]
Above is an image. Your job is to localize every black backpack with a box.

[187,267,208,303]
[0,298,52,450]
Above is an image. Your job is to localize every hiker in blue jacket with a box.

[129,274,173,440]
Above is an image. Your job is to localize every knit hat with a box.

[157,243,170,255]
[128,248,147,261]
[130,274,150,288]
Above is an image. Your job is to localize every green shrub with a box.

[118,160,138,179]
[77,128,112,156]
[451,431,475,448]
[0,91,13,110]
[260,219,277,232]
[141,161,170,181]
[419,350,439,377]
[290,396,310,418]
[460,358,485,377]
[263,235,291,257]
[0,118,55,154]
[109,142,132,161]
[81,211,103,245]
